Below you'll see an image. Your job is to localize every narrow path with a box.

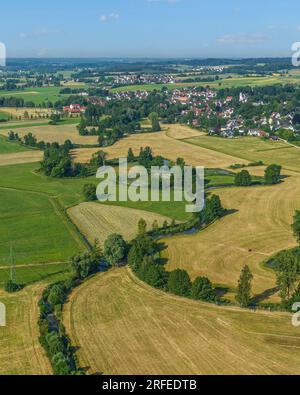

[0,261,68,270]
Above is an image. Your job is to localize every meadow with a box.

[64,268,300,375]
[0,188,83,267]
[0,87,67,105]
[0,135,29,154]
[0,163,96,285]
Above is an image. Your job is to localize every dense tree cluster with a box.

[40,141,88,178]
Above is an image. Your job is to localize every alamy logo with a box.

[96,158,205,213]
[0,42,6,67]
[292,302,300,327]
[292,42,300,67]
[0,303,6,327]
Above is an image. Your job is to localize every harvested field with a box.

[0,151,43,166]
[164,170,300,299]
[68,203,172,245]
[72,124,246,168]
[64,268,300,375]
[0,124,98,145]
[0,285,51,375]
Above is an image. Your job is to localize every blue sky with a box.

[2,0,300,58]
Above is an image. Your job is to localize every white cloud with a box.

[99,13,120,23]
[217,33,269,45]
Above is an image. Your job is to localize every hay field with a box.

[0,124,98,145]
[72,124,246,168]
[0,151,43,166]
[68,203,172,245]
[164,170,300,299]
[64,268,300,375]
[0,285,51,375]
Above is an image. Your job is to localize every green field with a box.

[184,135,300,172]
[0,163,97,284]
[111,75,300,93]
[0,263,69,287]
[0,111,9,121]
[0,135,29,153]
[0,163,97,206]
[0,188,84,267]
[0,87,68,105]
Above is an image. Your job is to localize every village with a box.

[63,83,299,143]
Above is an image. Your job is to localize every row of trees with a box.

[38,241,103,375]
[234,164,282,187]
[128,230,217,302]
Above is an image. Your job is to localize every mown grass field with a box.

[0,188,84,267]
[185,135,300,173]
[0,285,51,374]
[64,268,300,375]
[68,203,173,245]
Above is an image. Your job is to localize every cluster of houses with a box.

[113,73,175,86]
[63,104,86,114]
[194,65,226,73]
[111,90,150,101]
